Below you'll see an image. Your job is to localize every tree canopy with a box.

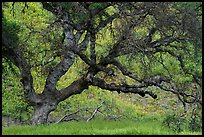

[2,2,202,125]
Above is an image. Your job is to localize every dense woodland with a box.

[2,2,202,134]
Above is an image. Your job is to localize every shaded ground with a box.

[2,116,72,127]
[2,116,22,127]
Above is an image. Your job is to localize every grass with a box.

[2,117,202,135]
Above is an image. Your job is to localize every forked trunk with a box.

[32,102,57,125]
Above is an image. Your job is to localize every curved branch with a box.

[111,59,142,82]
[58,77,89,102]
[72,48,114,77]
[2,47,40,105]
[92,77,157,99]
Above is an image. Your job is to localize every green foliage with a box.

[54,87,143,121]
[189,115,202,132]
[162,114,188,133]
[2,16,20,48]
[188,104,202,132]
[162,113,202,133]
[64,3,89,24]
[89,3,106,10]
[172,2,201,11]
[3,2,57,66]
[2,59,33,122]
[2,2,202,130]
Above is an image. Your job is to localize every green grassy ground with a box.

[2,118,201,135]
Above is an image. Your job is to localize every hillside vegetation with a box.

[2,2,202,135]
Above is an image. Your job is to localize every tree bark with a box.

[32,102,57,124]
[31,77,89,124]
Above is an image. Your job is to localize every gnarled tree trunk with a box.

[31,77,89,124]
[32,102,57,124]
[3,2,202,125]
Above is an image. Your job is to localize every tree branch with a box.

[58,77,89,102]
[92,78,157,99]
[44,24,75,91]
[96,13,119,32]
[90,32,96,64]
[87,101,105,122]
[111,59,142,82]
[55,108,82,124]
[72,48,114,78]
[2,47,40,105]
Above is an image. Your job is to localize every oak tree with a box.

[2,2,202,124]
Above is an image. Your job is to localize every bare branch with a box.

[87,101,105,122]
[92,77,157,99]
[2,47,40,105]
[72,48,114,77]
[107,13,149,58]
[90,32,96,63]
[55,108,82,124]
[111,59,142,82]
[44,24,75,91]
[58,77,89,102]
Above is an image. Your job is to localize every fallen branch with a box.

[55,108,82,124]
[86,101,105,122]
[55,101,105,124]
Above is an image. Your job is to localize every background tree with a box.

[2,2,202,124]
